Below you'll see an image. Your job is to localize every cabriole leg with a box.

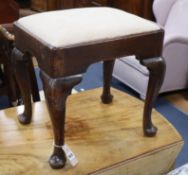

[141,57,166,137]
[40,70,82,169]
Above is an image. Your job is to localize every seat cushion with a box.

[16,7,160,48]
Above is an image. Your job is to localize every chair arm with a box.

[164,35,188,50]
[0,25,14,41]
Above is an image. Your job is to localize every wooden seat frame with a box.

[12,21,166,169]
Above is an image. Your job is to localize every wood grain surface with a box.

[0,88,183,175]
[163,91,188,113]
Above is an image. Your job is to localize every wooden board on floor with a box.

[0,88,184,175]
[163,91,188,113]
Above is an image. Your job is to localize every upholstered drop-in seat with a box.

[16,7,160,48]
[12,7,165,169]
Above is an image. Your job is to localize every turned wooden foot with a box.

[40,70,82,169]
[141,57,166,137]
[48,146,66,169]
[12,48,32,124]
[101,60,115,104]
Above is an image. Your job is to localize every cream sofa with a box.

[113,0,188,99]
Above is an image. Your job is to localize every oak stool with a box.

[12,7,165,169]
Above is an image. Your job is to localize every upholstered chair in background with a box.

[113,0,188,99]
[0,0,40,106]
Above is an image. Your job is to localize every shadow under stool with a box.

[12,7,166,169]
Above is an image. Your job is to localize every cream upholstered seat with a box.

[16,7,160,48]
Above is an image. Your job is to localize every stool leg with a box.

[12,48,32,124]
[141,57,166,137]
[40,70,82,169]
[101,60,115,104]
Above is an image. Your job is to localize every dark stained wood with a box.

[13,10,165,168]
[14,25,164,77]
[40,70,83,169]
[31,0,59,11]
[69,0,154,19]
[73,0,109,7]
[73,0,154,20]
[0,1,19,105]
[140,57,166,136]
[112,0,154,20]
[101,60,115,104]
[0,27,18,105]
[60,0,74,9]
[0,0,19,23]
[30,0,154,20]
[12,48,32,123]
[0,26,40,106]
[0,0,40,107]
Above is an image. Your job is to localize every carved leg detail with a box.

[141,57,166,137]
[40,70,82,169]
[101,60,115,104]
[12,48,32,124]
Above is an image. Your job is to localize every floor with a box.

[0,88,183,175]
[163,90,188,114]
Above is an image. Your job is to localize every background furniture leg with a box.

[12,48,32,124]
[40,70,82,169]
[101,60,115,104]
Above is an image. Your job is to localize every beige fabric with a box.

[16,7,160,48]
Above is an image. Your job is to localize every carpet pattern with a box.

[0,62,187,168]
